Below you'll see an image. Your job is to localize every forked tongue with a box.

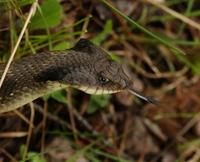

[128,88,159,105]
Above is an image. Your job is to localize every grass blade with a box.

[100,0,186,56]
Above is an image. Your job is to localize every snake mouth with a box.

[77,86,120,95]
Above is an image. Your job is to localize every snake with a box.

[0,39,157,113]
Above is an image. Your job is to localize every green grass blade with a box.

[100,0,186,56]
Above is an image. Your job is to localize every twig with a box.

[0,148,18,162]
[41,101,48,153]
[145,0,200,31]
[14,110,34,128]
[23,102,35,159]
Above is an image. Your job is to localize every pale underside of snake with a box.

[0,39,158,113]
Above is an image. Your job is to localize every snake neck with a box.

[0,51,87,112]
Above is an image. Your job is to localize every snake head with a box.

[63,39,158,104]
[91,58,133,94]
[68,39,133,95]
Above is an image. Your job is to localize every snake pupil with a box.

[98,76,109,85]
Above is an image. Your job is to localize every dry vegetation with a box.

[0,0,200,161]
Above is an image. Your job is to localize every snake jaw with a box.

[77,85,120,95]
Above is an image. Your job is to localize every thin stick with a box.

[0,0,38,88]
[23,102,35,159]
[41,101,48,153]
[145,0,200,31]
[14,109,34,128]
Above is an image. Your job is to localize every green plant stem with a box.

[100,0,186,56]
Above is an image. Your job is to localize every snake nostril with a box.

[125,80,133,89]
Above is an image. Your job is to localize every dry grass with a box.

[0,0,200,161]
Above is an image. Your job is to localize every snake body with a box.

[0,39,134,113]
[0,39,158,113]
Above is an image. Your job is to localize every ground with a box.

[0,0,200,162]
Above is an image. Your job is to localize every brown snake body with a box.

[0,39,157,113]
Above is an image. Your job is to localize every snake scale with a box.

[0,39,157,113]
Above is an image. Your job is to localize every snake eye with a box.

[98,76,109,85]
